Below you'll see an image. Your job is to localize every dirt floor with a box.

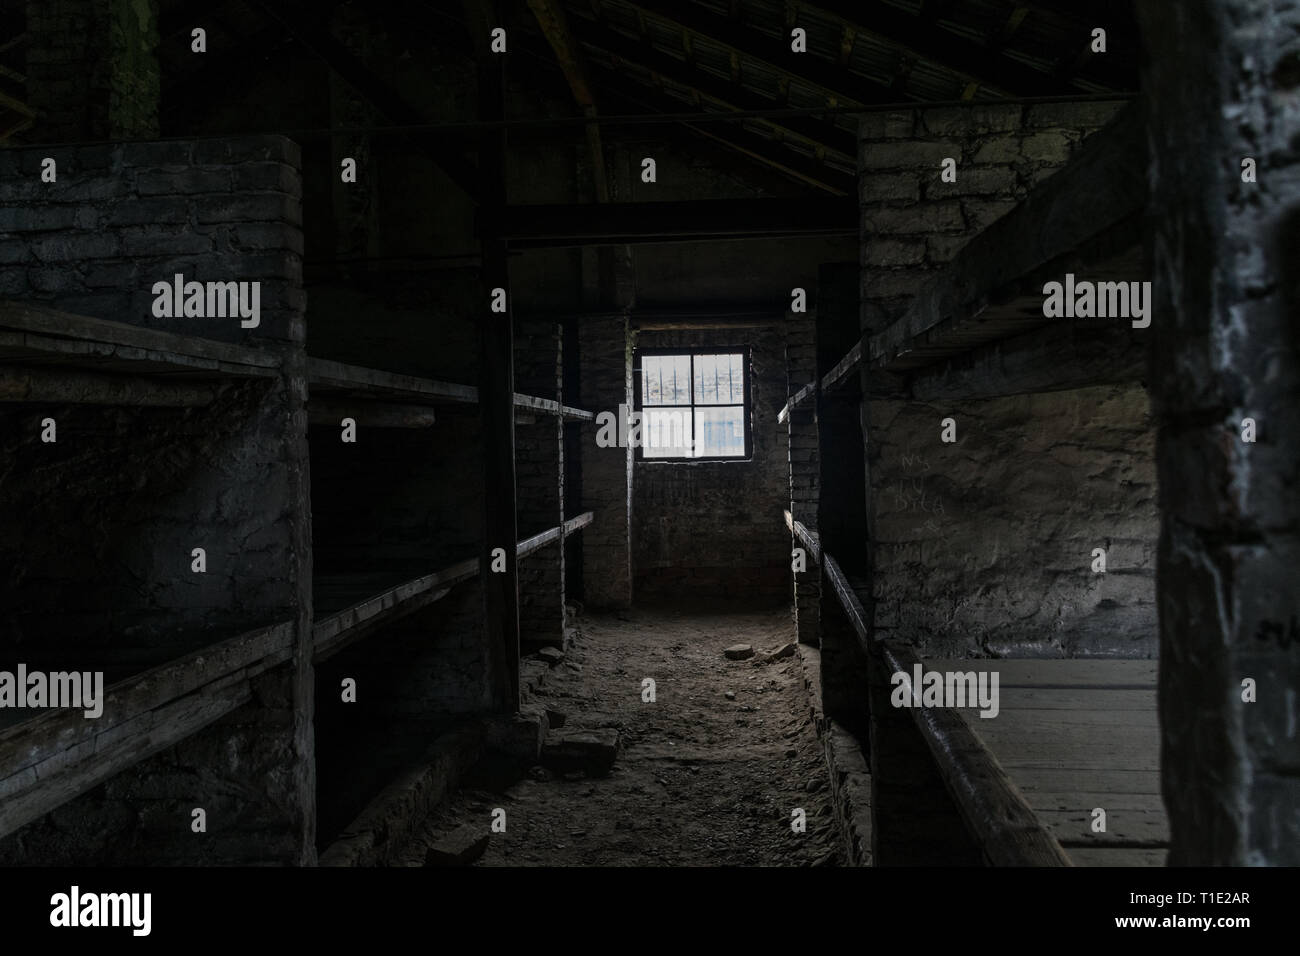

[405,603,843,866]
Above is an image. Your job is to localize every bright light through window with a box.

[638,351,749,460]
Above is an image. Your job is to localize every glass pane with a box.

[693,353,744,405]
[642,408,694,458]
[693,406,746,457]
[641,355,692,406]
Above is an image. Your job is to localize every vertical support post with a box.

[1139,0,1300,865]
[472,0,521,713]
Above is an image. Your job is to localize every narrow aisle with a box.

[409,605,843,866]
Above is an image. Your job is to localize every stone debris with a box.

[425,824,490,866]
[724,644,754,660]
[542,728,621,776]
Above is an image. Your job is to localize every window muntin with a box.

[637,350,750,460]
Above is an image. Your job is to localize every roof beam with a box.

[800,0,1092,96]
[527,0,611,202]
[593,68,854,195]
[613,0,901,108]
[249,0,481,202]
[566,14,856,162]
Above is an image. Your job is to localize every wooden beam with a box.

[881,641,1075,866]
[615,0,901,109]
[565,14,856,162]
[815,539,1074,866]
[518,510,595,558]
[592,71,854,195]
[250,0,480,201]
[313,563,478,661]
[779,379,817,422]
[867,105,1144,372]
[820,338,862,393]
[306,399,437,427]
[802,0,1090,96]
[0,302,280,375]
[306,357,479,404]
[468,0,522,715]
[783,509,821,565]
[498,197,855,247]
[0,367,220,406]
[0,622,294,839]
[904,316,1147,403]
[527,0,610,203]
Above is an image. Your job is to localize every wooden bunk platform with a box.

[926,658,1167,867]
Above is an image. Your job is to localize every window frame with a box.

[632,346,753,463]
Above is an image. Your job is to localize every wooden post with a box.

[471,1,522,713]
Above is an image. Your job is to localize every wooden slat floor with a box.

[927,659,1168,866]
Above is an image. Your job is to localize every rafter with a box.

[612,0,901,109]
[800,0,1100,96]
[592,66,854,195]
[528,0,611,202]
[249,0,480,201]
[565,15,855,162]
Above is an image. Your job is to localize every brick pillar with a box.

[515,319,565,650]
[578,315,632,608]
[1139,0,1300,865]
[25,0,160,142]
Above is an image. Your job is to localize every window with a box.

[634,348,751,460]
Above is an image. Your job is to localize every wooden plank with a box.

[307,357,479,404]
[0,330,277,379]
[820,338,863,394]
[0,301,279,371]
[0,366,219,406]
[784,510,821,565]
[880,639,1073,866]
[867,105,1144,371]
[1038,807,1169,846]
[905,310,1147,402]
[970,708,1159,730]
[474,23,521,714]
[992,688,1157,711]
[561,511,595,538]
[0,621,293,779]
[1021,792,1167,813]
[779,380,817,423]
[307,400,437,428]
[0,681,253,839]
[312,559,479,660]
[927,658,1156,688]
[0,620,295,839]
[1010,768,1162,796]
[520,512,595,557]
[1068,847,1167,867]
[823,552,870,650]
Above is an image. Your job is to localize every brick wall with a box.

[515,319,565,648]
[0,136,310,864]
[578,315,632,608]
[785,310,819,642]
[632,327,790,602]
[857,102,1157,659]
[0,137,303,345]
